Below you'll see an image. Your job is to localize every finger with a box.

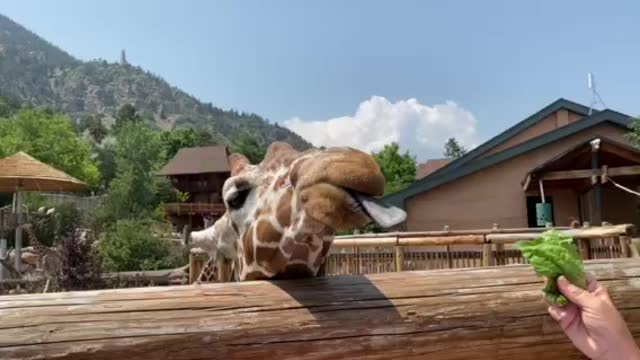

[585,273,599,292]
[547,303,579,330]
[547,304,565,321]
[548,304,592,352]
[557,276,596,308]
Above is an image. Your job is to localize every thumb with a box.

[557,276,595,308]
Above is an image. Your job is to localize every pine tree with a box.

[444,137,467,159]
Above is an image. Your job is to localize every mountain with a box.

[0,13,312,150]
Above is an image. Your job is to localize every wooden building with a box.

[385,98,640,231]
[158,145,230,232]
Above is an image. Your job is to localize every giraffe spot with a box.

[276,190,293,227]
[256,246,289,274]
[281,237,295,255]
[242,230,255,264]
[255,245,278,265]
[288,243,310,263]
[255,219,282,244]
[274,175,286,189]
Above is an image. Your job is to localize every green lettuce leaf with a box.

[515,230,587,306]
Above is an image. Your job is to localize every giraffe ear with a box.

[228,153,251,176]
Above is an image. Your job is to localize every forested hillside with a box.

[0,13,311,150]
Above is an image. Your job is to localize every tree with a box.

[231,134,266,164]
[158,128,216,165]
[625,117,640,148]
[88,116,108,143]
[97,219,186,272]
[113,104,142,131]
[0,93,20,118]
[102,121,163,221]
[444,137,467,159]
[78,114,108,143]
[0,109,101,189]
[372,142,417,195]
[94,143,117,191]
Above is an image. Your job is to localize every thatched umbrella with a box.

[0,152,87,275]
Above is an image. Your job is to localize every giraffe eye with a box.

[227,188,251,210]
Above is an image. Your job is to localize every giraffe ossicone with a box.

[208,141,407,281]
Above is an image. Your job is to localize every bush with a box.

[51,201,82,240]
[58,230,104,291]
[97,219,186,272]
[23,197,83,246]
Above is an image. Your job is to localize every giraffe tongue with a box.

[352,192,407,228]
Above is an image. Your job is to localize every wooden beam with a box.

[539,168,595,181]
[331,225,634,249]
[608,165,640,177]
[522,174,531,191]
[487,224,634,244]
[2,259,640,359]
[335,227,572,240]
[537,165,640,182]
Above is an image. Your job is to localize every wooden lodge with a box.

[157,145,230,232]
[386,98,640,231]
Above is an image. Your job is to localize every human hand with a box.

[547,274,640,360]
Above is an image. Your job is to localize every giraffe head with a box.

[222,141,406,281]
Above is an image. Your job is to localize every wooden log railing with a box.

[182,224,636,284]
[1,258,640,359]
[327,224,636,275]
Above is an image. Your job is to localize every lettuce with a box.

[515,230,587,306]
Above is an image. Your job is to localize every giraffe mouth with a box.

[349,191,407,229]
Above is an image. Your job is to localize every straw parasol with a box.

[0,151,88,276]
[0,151,87,192]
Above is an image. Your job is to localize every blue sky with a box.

[2,0,639,160]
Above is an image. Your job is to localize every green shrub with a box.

[97,219,186,272]
[26,200,82,246]
[51,201,82,240]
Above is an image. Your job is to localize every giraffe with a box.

[220,141,407,281]
[188,212,240,282]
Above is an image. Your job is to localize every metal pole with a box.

[0,210,5,280]
[591,139,602,225]
[14,190,23,274]
[0,238,6,280]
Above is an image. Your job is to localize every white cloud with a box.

[283,96,480,162]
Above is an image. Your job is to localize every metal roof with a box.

[157,145,231,176]
[416,159,451,180]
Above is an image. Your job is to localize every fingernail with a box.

[547,305,564,321]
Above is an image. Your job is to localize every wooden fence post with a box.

[619,236,631,258]
[482,243,493,267]
[394,245,404,272]
[216,258,234,283]
[188,248,207,284]
[443,225,452,268]
[578,222,592,260]
[630,238,640,258]
[492,223,504,266]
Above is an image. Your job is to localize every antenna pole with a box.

[588,72,606,115]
